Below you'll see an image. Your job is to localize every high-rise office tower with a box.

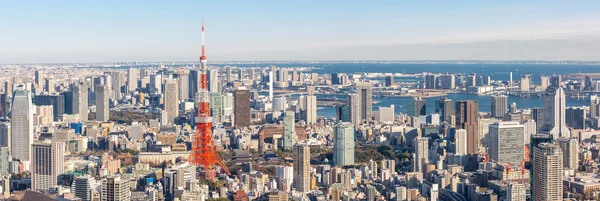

[0,147,9,175]
[540,76,550,91]
[283,111,295,151]
[208,69,219,94]
[488,122,524,165]
[102,176,131,201]
[520,75,530,91]
[209,93,222,123]
[590,95,600,118]
[226,66,232,82]
[454,129,467,155]
[96,84,110,122]
[348,93,361,127]
[509,72,513,86]
[34,70,43,90]
[0,123,9,148]
[549,75,562,88]
[413,137,429,173]
[565,107,586,129]
[540,87,570,138]
[73,82,88,121]
[455,100,479,154]
[331,73,340,85]
[507,183,526,201]
[335,104,351,122]
[385,75,394,87]
[355,83,373,122]
[366,185,377,201]
[438,74,455,89]
[189,70,199,98]
[378,105,394,123]
[532,108,544,134]
[0,93,7,118]
[111,71,123,100]
[163,79,178,125]
[176,71,189,102]
[490,95,508,118]
[293,144,310,192]
[407,97,426,117]
[44,78,54,94]
[333,122,355,167]
[303,95,317,124]
[149,74,162,95]
[509,102,518,114]
[273,96,287,112]
[424,74,438,89]
[558,137,578,170]
[234,88,250,127]
[532,143,563,201]
[435,97,454,122]
[31,140,65,192]
[34,94,64,121]
[73,175,96,201]
[127,68,138,92]
[11,89,33,161]
[338,73,349,86]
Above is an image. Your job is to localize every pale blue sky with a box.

[1,1,600,63]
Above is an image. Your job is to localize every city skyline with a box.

[2,1,600,63]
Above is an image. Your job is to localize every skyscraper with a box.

[163,79,179,125]
[31,140,65,192]
[454,129,467,155]
[35,70,43,90]
[532,108,544,134]
[11,89,33,161]
[293,144,310,192]
[331,73,340,85]
[413,137,429,173]
[127,68,138,92]
[348,93,361,127]
[234,88,250,127]
[558,137,578,170]
[355,83,373,122]
[540,87,570,138]
[532,143,563,201]
[283,111,295,151]
[507,183,526,201]
[335,104,351,122]
[102,176,131,201]
[226,66,232,83]
[549,75,562,88]
[96,84,110,122]
[333,122,355,167]
[176,71,190,101]
[73,82,89,121]
[149,74,162,95]
[34,94,64,121]
[424,74,438,89]
[565,107,586,129]
[303,95,317,124]
[490,95,507,118]
[435,97,454,122]
[189,69,200,98]
[488,122,524,165]
[111,71,123,100]
[208,69,220,94]
[73,175,96,201]
[455,100,479,154]
[0,123,9,148]
[407,97,426,117]
[590,95,600,118]
[385,75,394,87]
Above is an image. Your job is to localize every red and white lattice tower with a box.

[189,19,231,180]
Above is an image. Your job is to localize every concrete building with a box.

[234,88,250,127]
[378,104,394,123]
[348,93,361,127]
[355,83,373,122]
[0,123,9,148]
[435,97,454,122]
[566,107,587,129]
[303,95,317,124]
[293,144,310,193]
[490,95,507,118]
[408,97,426,117]
[31,140,65,192]
[11,89,33,161]
[333,122,355,167]
[507,183,526,201]
[102,176,131,201]
[454,129,467,155]
[283,111,295,151]
[488,122,524,165]
[73,175,96,201]
[558,137,578,170]
[414,137,429,173]
[176,71,190,101]
[73,82,88,121]
[163,79,178,125]
[532,143,563,201]
[424,74,438,89]
[455,100,479,154]
[96,84,110,122]
[540,87,570,138]
[127,68,138,92]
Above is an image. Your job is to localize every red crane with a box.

[189,19,231,180]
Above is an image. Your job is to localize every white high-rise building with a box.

[177,71,189,102]
[11,89,33,161]
[275,166,293,191]
[540,87,570,138]
[333,122,355,167]
[558,137,578,170]
[507,183,526,201]
[31,140,65,192]
[273,96,287,112]
[163,79,179,125]
[293,144,310,193]
[488,121,524,165]
[454,129,467,155]
[96,84,110,122]
[102,176,131,201]
[491,95,508,118]
[208,69,220,94]
[303,95,317,124]
[532,143,563,201]
[73,82,88,121]
[413,137,429,173]
[127,68,138,92]
[348,93,361,127]
[378,104,395,123]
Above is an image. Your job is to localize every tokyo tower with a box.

[189,19,231,180]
